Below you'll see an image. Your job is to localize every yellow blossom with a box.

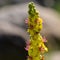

[25,2,48,60]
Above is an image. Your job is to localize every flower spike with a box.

[25,2,48,60]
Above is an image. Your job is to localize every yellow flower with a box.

[25,2,48,60]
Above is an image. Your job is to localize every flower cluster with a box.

[25,2,48,60]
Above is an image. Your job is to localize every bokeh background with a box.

[0,0,60,60]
